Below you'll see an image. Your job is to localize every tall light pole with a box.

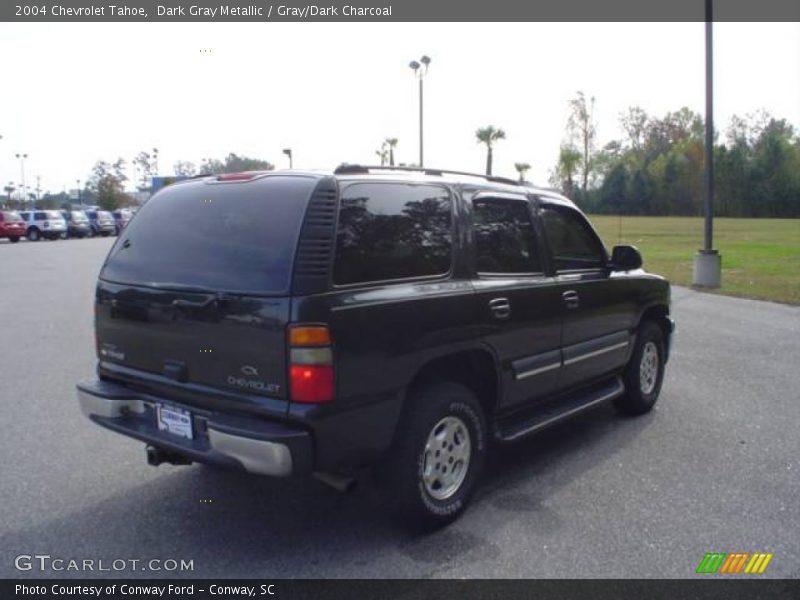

[693,0,721,288]
[15,153,28,208]
[283,148,293,169]
[409,55,431,167]
[77,179,82,208]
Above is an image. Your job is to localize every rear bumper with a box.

[76,378,312,476]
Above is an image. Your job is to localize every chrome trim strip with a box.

[504,379,625,441]
[207,428,293,477]
[563,341,629,366]
[516,361,561,380]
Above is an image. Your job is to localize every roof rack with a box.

[333,164,520,187]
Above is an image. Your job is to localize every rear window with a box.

[72,211,88,221]
[47,211,62,219]
[334,182,453,285]
[101,175,318,295]
[2,211,22,222]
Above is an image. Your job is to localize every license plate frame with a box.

[156,404,193,440]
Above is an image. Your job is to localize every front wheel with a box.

[383,382,487,527]
[614,321,666,415]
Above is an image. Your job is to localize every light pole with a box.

[692,0,721,288]
[409,55,431,167]
[15,153,28,208]
[283,148,293,169]
[76,179,82,208]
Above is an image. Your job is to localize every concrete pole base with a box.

[692,250,721,288]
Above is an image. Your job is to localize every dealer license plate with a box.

[156,404,193,440]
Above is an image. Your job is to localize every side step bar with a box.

[496,377,625,442]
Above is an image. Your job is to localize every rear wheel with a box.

[383,382,487,527]
[27,228,40,242]
[614,321,665,415]
[9,236,19,243]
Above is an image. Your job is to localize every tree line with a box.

[476,93,799,218]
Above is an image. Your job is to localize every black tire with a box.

[614,321,665,415]
[9,236,19,243]
[27,228,40,242]
[383,382,487,527]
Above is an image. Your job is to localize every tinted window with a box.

[101,175,318,295]
[541,206,605,271]
[86,211,97,219]
[34,212,46,220]
[334,183,452,285]
[473,199,541,273]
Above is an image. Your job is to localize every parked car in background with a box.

[86,210,116,237]
[0,210,27,243]
[19,210,67,241]
[61,209,91,239]
[111,209,133,235]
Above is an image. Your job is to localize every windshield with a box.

[101,175,318,295]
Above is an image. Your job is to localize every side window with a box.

[333,183,452,285]
[540,206,606,271]
[34,212,46,220]
[472,199,542,274]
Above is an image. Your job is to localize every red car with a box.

[0,210,26,243]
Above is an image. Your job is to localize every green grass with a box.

[590,216,800,305]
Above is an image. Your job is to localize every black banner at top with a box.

[3,0,800,22]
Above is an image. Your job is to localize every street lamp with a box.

[283,148,293,169]
[15,153,28,208]
[692,0,721,288]
[409,55,431,167]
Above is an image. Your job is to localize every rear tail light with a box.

[288,324,334,403]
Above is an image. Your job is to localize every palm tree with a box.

[557,145,582,197]
[514,162,531,182]
[375,143,388,166]
[475,126,506,176]
[384,138,398,166]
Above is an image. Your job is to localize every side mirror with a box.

[610,245,643,271]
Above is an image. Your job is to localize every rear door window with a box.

[333,182,453,285]
[472,198,542,274]
[101,175,318,295]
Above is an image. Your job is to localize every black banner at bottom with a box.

[3,579,800,600]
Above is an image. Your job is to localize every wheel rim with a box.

[422,415,471,500]
[639,341,659,395]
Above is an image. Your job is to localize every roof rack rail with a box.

[333,164,520,187]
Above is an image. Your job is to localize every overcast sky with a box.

[0,22,798,194]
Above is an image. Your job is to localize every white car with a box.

[19,210,68,241]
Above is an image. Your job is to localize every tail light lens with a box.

[288,325,334,403]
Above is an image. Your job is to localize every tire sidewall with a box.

[403,386,487,522]
[626,323,665,409]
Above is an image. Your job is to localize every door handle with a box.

[488,297,511,320]
[562,290,580,309]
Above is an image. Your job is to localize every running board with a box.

[496,377,625,442]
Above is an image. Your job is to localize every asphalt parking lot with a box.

[0,237,798,579]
